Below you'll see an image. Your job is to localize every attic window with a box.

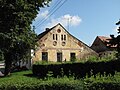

[62,41,66,46]
[53,34,55,40]
[56,34,58,40]
[53,41,57,46]
[57,29,61,33]
[61,34,66,41]
[64,35,66,40]
[53,34,58,40]
[61,35,63,40]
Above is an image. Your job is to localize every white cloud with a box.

[35,10,49,20]
[44,14,82,29]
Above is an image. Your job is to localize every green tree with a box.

[0,0,51,76]
[109,20,120,58]
[0,50,4,61]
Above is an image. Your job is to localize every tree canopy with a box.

[0,0,51,76]
[109,20,120,58]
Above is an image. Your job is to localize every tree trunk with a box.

[4,53,12,76]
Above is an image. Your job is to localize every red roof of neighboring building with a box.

[98,36,111,42]
[97,36,116,48]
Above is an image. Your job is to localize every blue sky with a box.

[32,0,120,46]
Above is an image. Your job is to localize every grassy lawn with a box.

[0,70,120,90]
[0,70,84,90]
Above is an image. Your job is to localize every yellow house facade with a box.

[33,23,97,62]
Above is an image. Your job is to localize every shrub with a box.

[87,56,98,62]
[33,59,120,79]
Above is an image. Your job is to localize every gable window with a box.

[61,34,66,41]
[42,52,48,61]
[53,34,58,40]
[56,34,58,40]
[53,34,55,40]
[64,35,66,40]
[57,29,61,33]
[61,35,63,40]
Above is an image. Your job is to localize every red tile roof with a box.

[98,36,117,48]
[98,36,111,42]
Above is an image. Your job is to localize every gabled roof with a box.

[38,23,97,54]
[97,36,111,43]
[38,23,85,46]
[38,23,61,39]
[96,36,116,48]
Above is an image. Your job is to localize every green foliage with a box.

[1,70,120,90]
[108,20,120,58]
[0,70,84,90]
[84,72,120,90]
[99,55,116,62]
[87,56,98,62]
[34,61,62,65]
[33,58,120,79]
[0,0,51,75]
[0,50,4,61]
[70,57,77,62]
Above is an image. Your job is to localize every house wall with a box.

[33,24,97,62]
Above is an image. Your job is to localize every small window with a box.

[53,41,57,46]
[53,34,55,40]
[42,52,48,61]
[57,29,61,33]
[62,41,66,46]
[61,34,66,40]
[56,34,58,40]
[64,35,66,40]
[61,35,63,40]
[70,53,76,62]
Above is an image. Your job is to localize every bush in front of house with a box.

[33,59,120,79]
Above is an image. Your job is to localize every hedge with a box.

[32,59,120,78]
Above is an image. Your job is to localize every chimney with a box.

[46,28,49,31]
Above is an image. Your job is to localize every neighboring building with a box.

[91,36,116,57]
[32,23,97,62]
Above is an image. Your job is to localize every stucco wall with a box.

[33,24,97,62]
